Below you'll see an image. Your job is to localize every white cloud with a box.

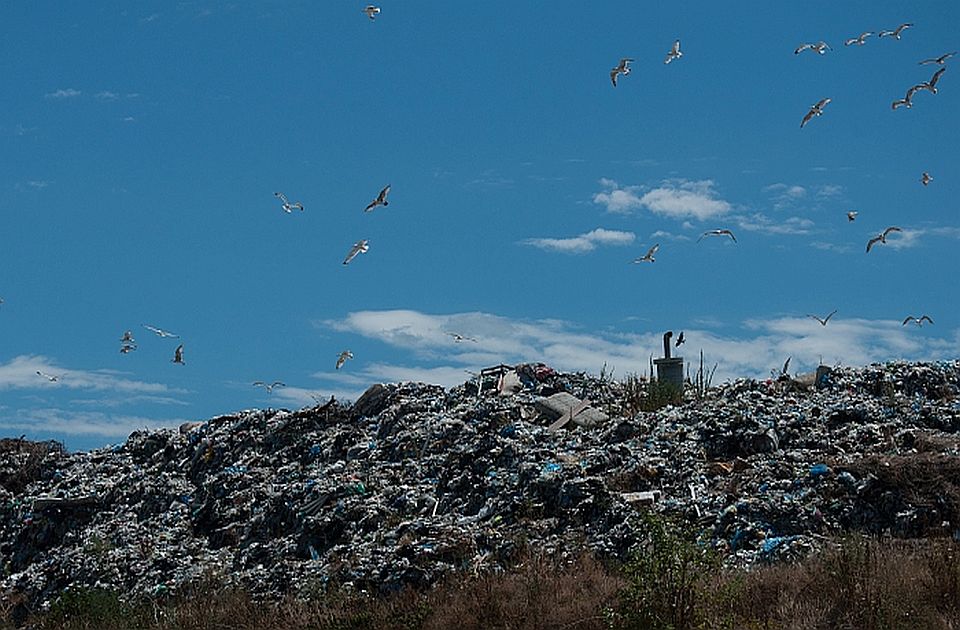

[592,179,644,214]
[638,179,732,220]
[0,355,183,395]
[735,213,814,235]
[94,91,119,101]
[0,409,185,438]
[593,178,732,220]
[521,228,635,254]
[45,88,81,99]
[817,184,843,198]
[882,228,923,250]
[320,309,960,387]
[764,183,807,209]
[650,230,691,241]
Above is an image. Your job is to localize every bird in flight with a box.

[844,32,873,46]
[866,226,902,252]
[36,370,61,382]
[343,239,370,265]
[795,41,831,55]
[119,343,137,354]
[142,324,179,338]
[801,98,831,128]
[364,185,391,212]
[912,67,946,95]
[632,243,659,263]
[697,229,737,243]
[781,357,791,377]
[808,309,838,326]
[363,5,380,20]
[892,93,913,110]
[172,344,185,365]
[919,52,956,65]
[878,23,913,40]
[902,315,934,327]
[274,192,303,213]
[847,211,858,222]
[610,58,633,87]
[664,40,682,64]
[921,172,933,186]
[446,332,478,343]
[336,350,353,370]
[675,331,685,347]
[120,330,135,344]
[253,381,286,394]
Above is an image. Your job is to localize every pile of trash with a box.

[2,360,960,614]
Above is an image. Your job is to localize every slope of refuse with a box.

[2,361,960,613]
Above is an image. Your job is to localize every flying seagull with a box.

[172,344,185,365]
[795,41,831,55]
[336,350,353,370]
[120,330,135,344]
[119,343,137,354]
[274,192,303,213]
[808,309,838,326]
[697,229,737,243]
[902,315,934,327]
[892,93,913,110]
[253,381,286,393]
[866,226,902,252]
[919,52,957,65]
[342,239,370,265]
[664,39,682,64]
[913,67,946,95]
[142,324,179,338]
[847,211,858,222]
[801,98,831,128]
[675,331,685,347]
[363,5,380,20]
[781,357,791,377]
[364,185,391,212]
[878,23,913,40]
[446,332,478,343]
[610,58,633,87]
[36,370,60,382]
[921,172,933,186]
[844,32,873,46]
[632,243,659,263]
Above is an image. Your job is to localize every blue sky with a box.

[1,1,958,451]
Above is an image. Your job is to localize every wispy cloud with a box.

[593,178,732,220]
[0,409,185,438]
[0,355,183,395]
[649,230,691,241]
[764,183,807,209]
[878,226,960,250]
[45,88,81,99]
[94,91,120,101]
[735,213,814,235]
[817,184,843,198]
[592,178,643,214]
[319,309,959,387]
[521,228,635,254]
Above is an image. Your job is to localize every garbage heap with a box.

[2,360,960,613]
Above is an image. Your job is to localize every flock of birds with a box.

[610,19,949,372]
[9,9,954,400]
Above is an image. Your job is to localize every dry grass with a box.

[8,535,960,630]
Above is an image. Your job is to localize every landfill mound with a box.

[3,360,960,613]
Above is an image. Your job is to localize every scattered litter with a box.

[2,360,960,613]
